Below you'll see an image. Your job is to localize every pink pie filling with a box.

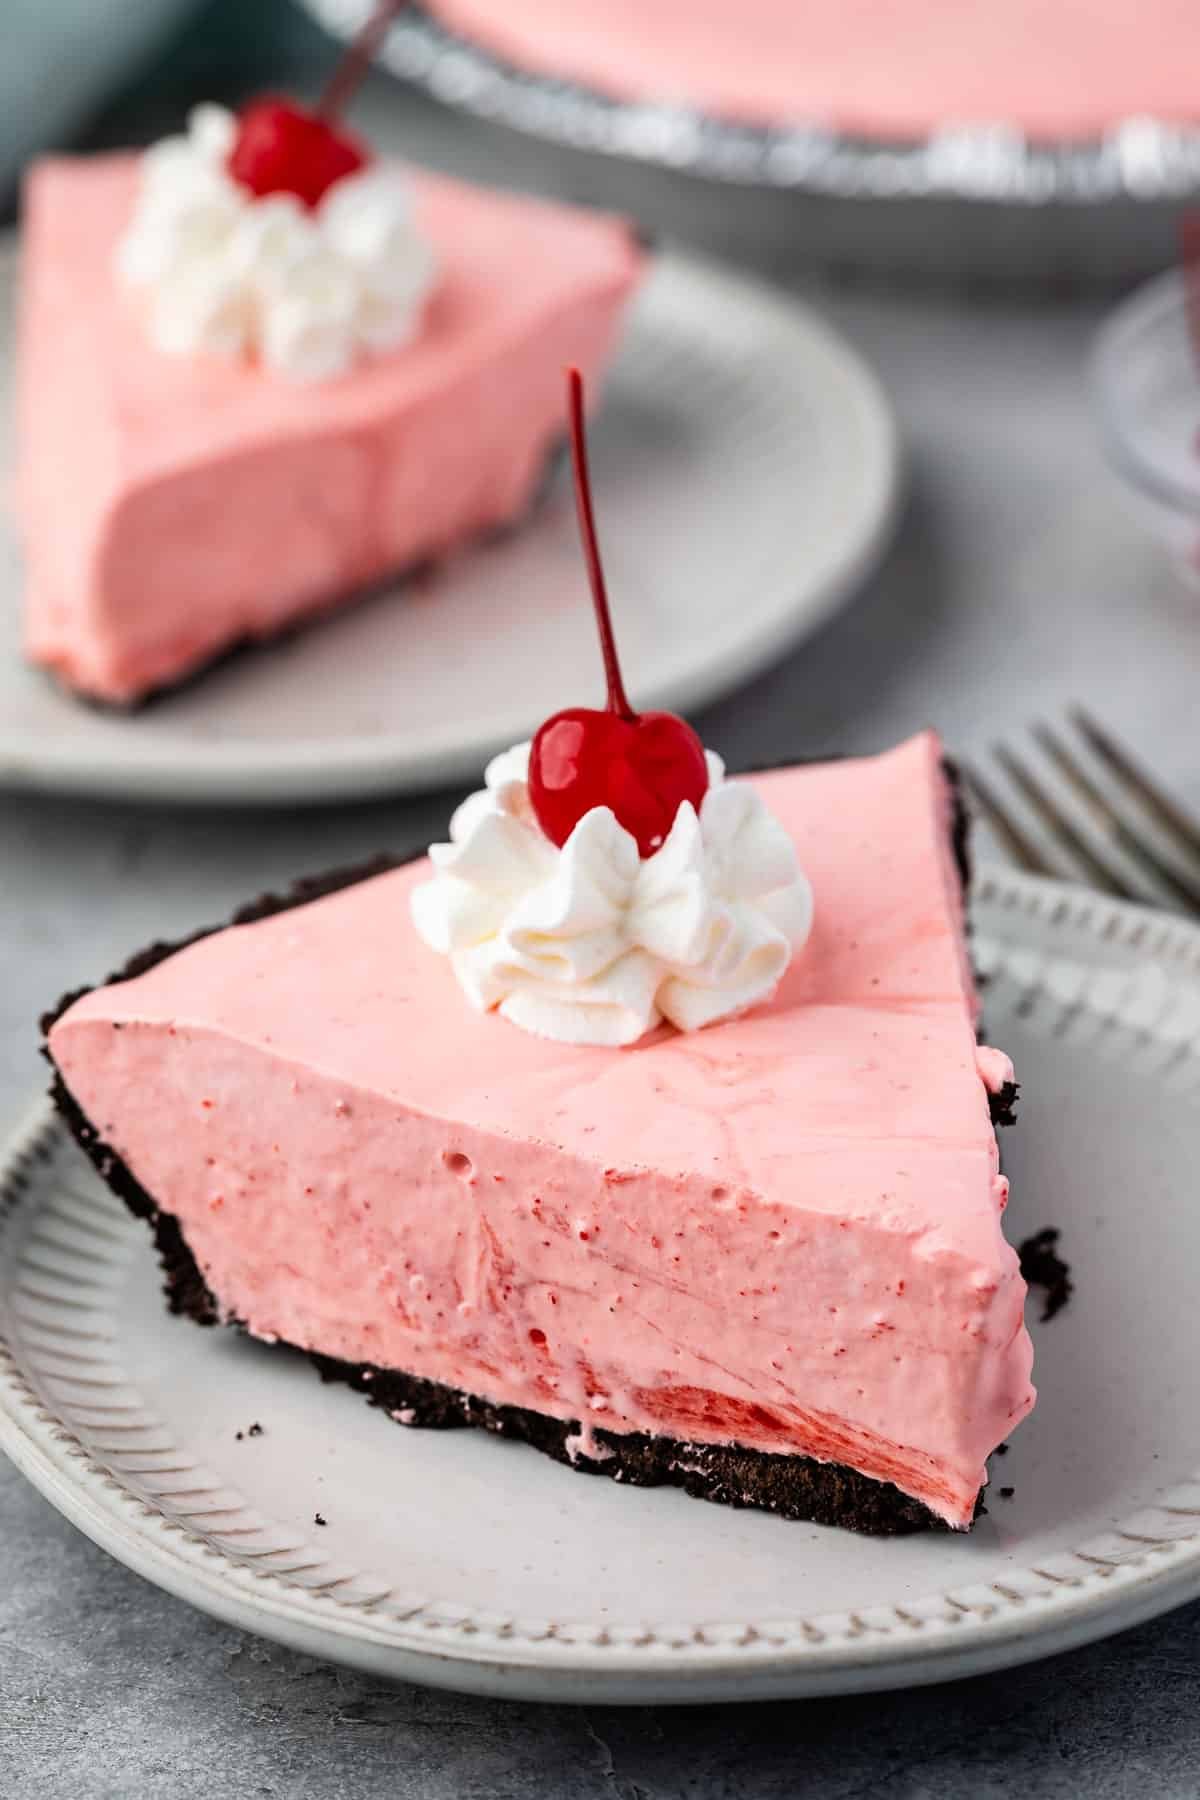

[50,734,1035,1527]
[427,0,1200,140]
[17,154,642,703]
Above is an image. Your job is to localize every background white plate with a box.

[0,246,897,806]
[3,868,1200,1702]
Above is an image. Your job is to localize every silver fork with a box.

[961,707,1200,915]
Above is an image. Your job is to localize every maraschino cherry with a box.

[528,369,710,859]
[228,0,405,209]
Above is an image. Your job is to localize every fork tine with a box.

[992,744,1140,899]
[959,760,1060,876]
[1033,722,1200,914]
[1071,707,1200,863]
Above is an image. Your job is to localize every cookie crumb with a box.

[314,1513,327,1527]
[995,1442,1009,1456]
[1018,1227,1073,1321]
[999,1486,1014,1499]
[235,1431,243,1442]
[247,1422,264,1438]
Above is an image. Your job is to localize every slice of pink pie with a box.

[44,733,1034,1533]
[16,154,642,704]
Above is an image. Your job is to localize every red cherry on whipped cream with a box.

[227,1,404,208]
[528,369,709,859]
[228,100,368,208]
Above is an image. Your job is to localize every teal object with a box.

[1,0,206,197]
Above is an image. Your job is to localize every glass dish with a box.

[1093,270,1200,583]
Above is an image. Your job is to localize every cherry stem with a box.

[317,0,408,121]
[567,366,636,723]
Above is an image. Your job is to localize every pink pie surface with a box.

[427,0,1200,140]
[49,733,1035,1529]
[17,154,642,703]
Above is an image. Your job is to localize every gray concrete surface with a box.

[5,26,1200,1797]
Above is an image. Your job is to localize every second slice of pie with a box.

[18,148,642,704]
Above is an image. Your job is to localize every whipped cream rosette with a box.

[116,105,436,381]
[412,744,813,1046]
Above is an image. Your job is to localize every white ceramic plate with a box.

[0,245,897,806]
[3,868,1200,1701]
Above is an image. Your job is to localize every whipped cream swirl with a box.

[411,744,813,1047]
[115,105,437,382]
